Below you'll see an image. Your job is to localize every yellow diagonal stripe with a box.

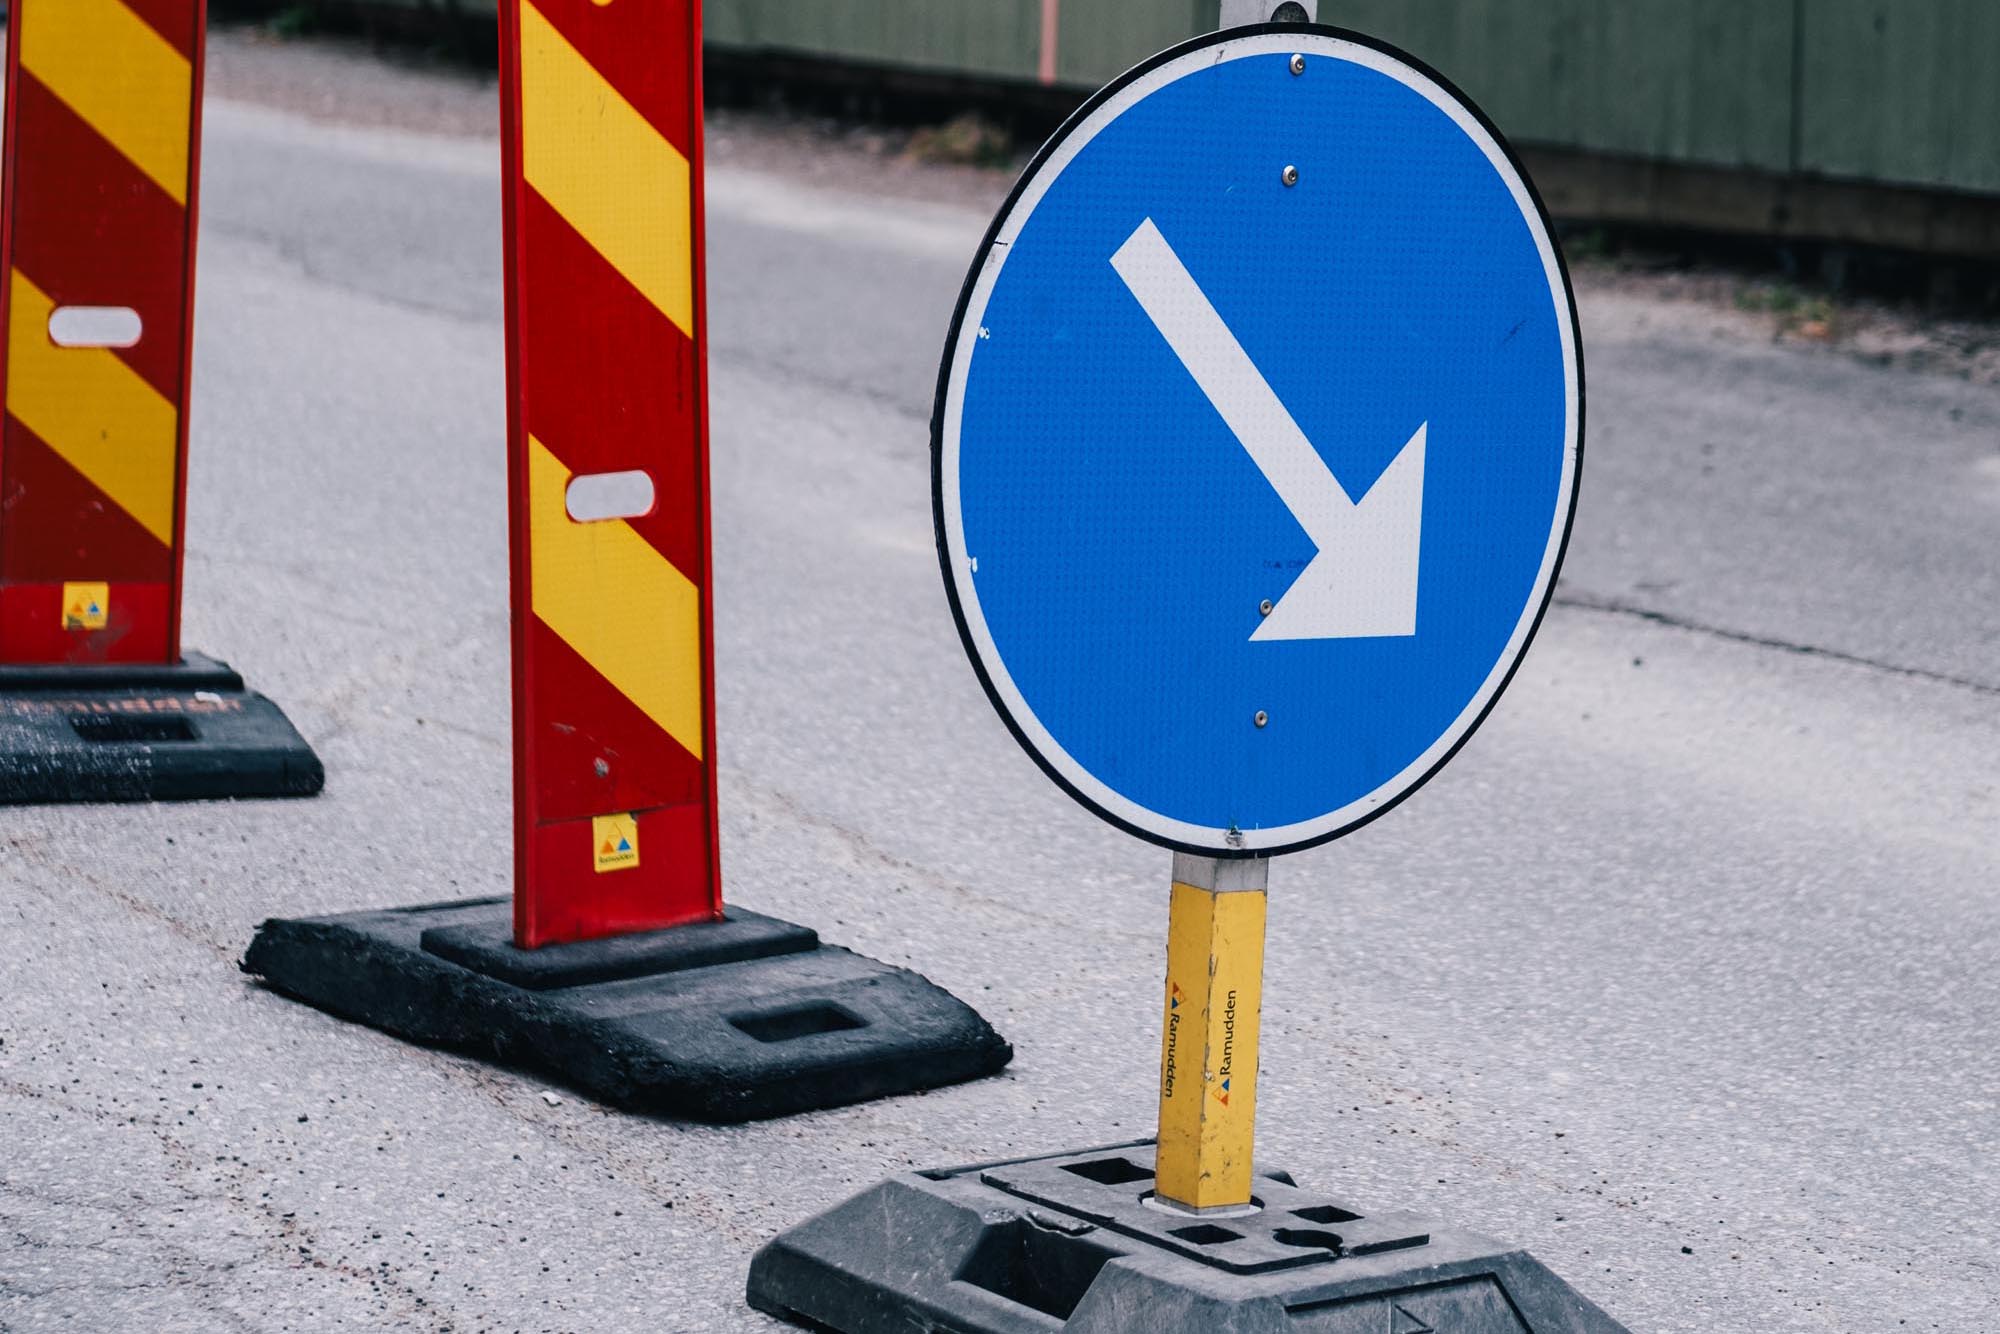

[6,271,178,545]
[20,0,192,206]
[519,0,693,337]
[529,437,704,760]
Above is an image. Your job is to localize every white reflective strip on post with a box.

[48,305,143,349]
[564,469,656,523]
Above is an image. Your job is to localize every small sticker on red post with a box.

[592,812,639,872]
[61,582,108,630]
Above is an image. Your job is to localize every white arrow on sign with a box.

[1110,217,1425,641]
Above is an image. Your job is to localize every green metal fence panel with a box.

[1026,2,1797,172]
[340,0,494,10]
[326,0,2000,202]
[1310,0,1796,172]
[1053,0,1210,87]
[705,0,1043,84]
[1799,0,2000,195]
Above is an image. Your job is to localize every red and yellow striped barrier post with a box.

[238,0,1006,1120]
[498,0,721,946]
[0,0,205,664]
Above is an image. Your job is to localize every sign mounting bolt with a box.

[1282,164,1300,187]
[1254,710,1269,729]
[1259,599,1274,617]
[1290,53,1306,75]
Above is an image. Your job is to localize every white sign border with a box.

[934,26,1584,857]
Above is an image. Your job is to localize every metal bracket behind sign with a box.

[1219,0,1318,27]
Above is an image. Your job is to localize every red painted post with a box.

[497,0,723,947]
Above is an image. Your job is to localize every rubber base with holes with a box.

[241,896,1012,1123]
[0,652,323,804]
[746,1141,1631,1333]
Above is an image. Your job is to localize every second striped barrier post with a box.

[242,0,1010,1122]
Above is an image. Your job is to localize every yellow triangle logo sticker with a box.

[592,813,639,873]
[61,581,109,630]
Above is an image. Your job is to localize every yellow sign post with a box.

[1155,853,1267,1212]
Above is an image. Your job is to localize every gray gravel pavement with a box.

[2,38,1998,1334]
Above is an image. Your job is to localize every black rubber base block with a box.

[0,652,323,803]
[748,1141,1630,1332]
[242,897,1012,1123]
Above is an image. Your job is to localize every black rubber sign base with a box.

[748,1142,1630,1332]
[0,652,323,804]
[242,897,1012,1123]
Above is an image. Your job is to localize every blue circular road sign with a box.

[935,26,1583,856]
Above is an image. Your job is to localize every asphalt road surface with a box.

[4,37,1998,1334]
